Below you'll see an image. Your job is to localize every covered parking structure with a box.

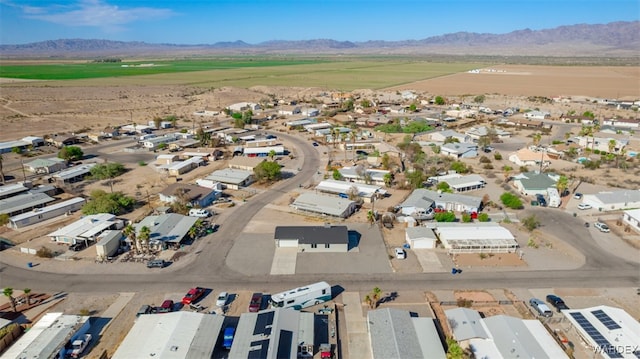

[435,223,518,254]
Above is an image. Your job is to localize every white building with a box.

[315,179,383,203]
[582,189,640,211]
[338,167,390,186]
[622,209,640,233]
[563,305,640,359]
[113,311,225,359]
[575,136,627,154]
[291,192,357,218]
[368,308,446,359]
[8,197,85,229]
[405,226,438,249]
[2,312,91,359]
[48,213,123,245]
[508,148,553,167]
[435,222,518,253]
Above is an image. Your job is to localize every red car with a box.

[182,287,205,305]
[248,292,263,312]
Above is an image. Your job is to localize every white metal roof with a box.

[1,312,88,359]
[339,166,389,182]
[0,192,55,215]
[48,213,116,239]
[53,163,96,180]
[205,168,253,184]
[9,197,85,222]
[315,179,381,198]
[167,156,203,170]
[113,311,224,359]
[0,182,30,198]
[243,146,284,155]
[445,307,489,341]
[135,213,198,243]
[444,174,486,189]
[435,223,517,250]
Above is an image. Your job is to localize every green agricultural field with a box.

[0,57,485,90]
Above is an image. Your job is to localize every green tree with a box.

[446,337,465,359]
[268,150,277,161]
[473,94,486,104]
[367,210,376,225]
[234,117,244,128]
[409,103,417,112]
[434,212,457,222]
[450,161,468,174]
[477,213,490,222]
[477,135,491,149]
[122,224,138,255]
[332,169,343,180]
[24,288,31,306]
[522,215,540,232]
[461,213,472,222]
[434,96,446,105]
[532,133,542,146]
[0,213,9,226]
[138,226,151,254]
[556,175,569,196]
[383,172,393,187]
[444,137,460,144]
[253,161,282,182]
[405,170,425,189]
[242,110,253,124]
[58,146,83,162]
[381,153,390,170]
[500,192,523,209]
[11,147,22,155]
[360,99,371,108]
[90,162,126,192]
[371,287,382,308]
[436,181,453,193]
[3,287,16,312]
[502,165,513,182]
[608,139,616,154]
[82,190,136,215]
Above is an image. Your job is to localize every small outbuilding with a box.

[203,168,254,189]
[405,226,438,249]
[24,157,67,174]
[159,183,220,208]
[291,193,358,218]
[435,222,518,254]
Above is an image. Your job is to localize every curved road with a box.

[1,132,638,293]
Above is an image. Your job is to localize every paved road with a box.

[1,133,638,293]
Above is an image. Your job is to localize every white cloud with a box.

[10,0,175,30]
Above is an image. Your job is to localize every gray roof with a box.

[274,225,348,244]
[368,308,445,359]
[291,192,357,218]
[53,163,96,180]
[25,157,65,168]
[230,308,314,359]
[515,172,557,190]
[441,142,477,154]
[135,213,198,243]
[483,315,548,359]
[0,182,30,198]
[594,189,640,205]
[405,226,438,240]
[444,174,486,189]
[445,307,489,341]
[205,168,253,185]
[0,192,55,215]
[400,189,436,209]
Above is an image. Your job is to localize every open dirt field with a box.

[389,65,640,98]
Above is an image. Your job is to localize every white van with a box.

[189,209,211,218]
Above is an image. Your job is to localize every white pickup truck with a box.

[70,334,92,358]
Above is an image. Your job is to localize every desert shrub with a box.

[461,213,473,222]
[36,246,54,258]
[483,163,494,169]
[500,192,523,209]
[522,215,540,232]
[479,156,491,164]
[456,298,473,308]
[477,213,490,222]
[494,152,502,160]
[434,212,457,222]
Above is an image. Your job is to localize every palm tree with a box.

[268,150,276,161]
[556,175,568,197]
[138,226,151,254]
[502,165,513,182]
[608,139,616,155]
[367,210,376,225]
[122,224,138,255]
[188,225,198,239]
[364,294,374,309]
[23,288,31,306]
[3,287,17,312]
[532,133,542,146]
[371,287,382,309]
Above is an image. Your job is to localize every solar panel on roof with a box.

[591,309,621,330]
[276,330,293,359]
[569,312,624,358]
[253,311,275,335]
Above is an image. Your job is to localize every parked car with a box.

[529,298,553,317]
[70,334,92,358]
[216,291,229,307]
[248,292,263,312]
[70,242,87,252]
[182,287,205,305]
[157,299,174,313]
[136,304,154,317]
[594,222,610,233]
[189,208,211,218]
[536,194,547,207]
[312,142,319,147]
[577,203,592,210]
[146,259,166,268]
[573,192,583,199]
[222,327,235,350]
[394,247,406,260]
[546,294,569,312]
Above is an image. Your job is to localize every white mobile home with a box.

[547,187,561,208]
[8,197,85,229]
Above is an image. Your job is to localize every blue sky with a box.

[1,0,638,45]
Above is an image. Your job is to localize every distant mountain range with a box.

[1,21,638,58]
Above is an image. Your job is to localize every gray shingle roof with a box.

[274,225,348,244]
